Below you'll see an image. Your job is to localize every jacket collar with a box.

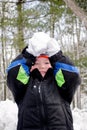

[30,68,53,81]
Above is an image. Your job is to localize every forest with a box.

[0,0,87,109]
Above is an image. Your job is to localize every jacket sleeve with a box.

[7,47,36,105]
[49,51,81,104]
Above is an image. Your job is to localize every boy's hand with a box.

[22,46,36,66]
[47,38,60,57]
[26,32,50,56]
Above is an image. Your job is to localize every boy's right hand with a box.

[22,46,36,67]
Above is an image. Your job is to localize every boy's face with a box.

[30,57,52,77]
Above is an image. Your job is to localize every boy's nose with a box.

[41,65,45,68]
[40,64,45,68]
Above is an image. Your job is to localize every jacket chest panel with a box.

[26,78,63,106]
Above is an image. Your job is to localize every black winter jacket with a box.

[7,50,81,130]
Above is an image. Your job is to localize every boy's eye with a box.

[35,62,39,65]
[34,61,50,65]
[45,62,49,64]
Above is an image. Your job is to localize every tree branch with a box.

[63,0,87,29]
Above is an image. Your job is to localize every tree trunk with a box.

[1,2,7,100]
[16,1,25,52]
[77,85,81,109]
[50,14,55,38]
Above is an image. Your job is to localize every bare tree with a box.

[1,2,7,100]
[16,1,25,52]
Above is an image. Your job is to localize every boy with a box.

[30,54,52,77]
[7,32,81,130]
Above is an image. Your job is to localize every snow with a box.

[0,99,18,130]
[0,99,87,130]
[72,108,87,130]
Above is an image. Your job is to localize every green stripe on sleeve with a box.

[55,69,65,87]
[17,66,29,84]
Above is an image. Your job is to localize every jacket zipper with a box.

[38,82,46,128]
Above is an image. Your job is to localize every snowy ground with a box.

[0,99,87,130]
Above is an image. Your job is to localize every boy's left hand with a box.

[47,38,60,57]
